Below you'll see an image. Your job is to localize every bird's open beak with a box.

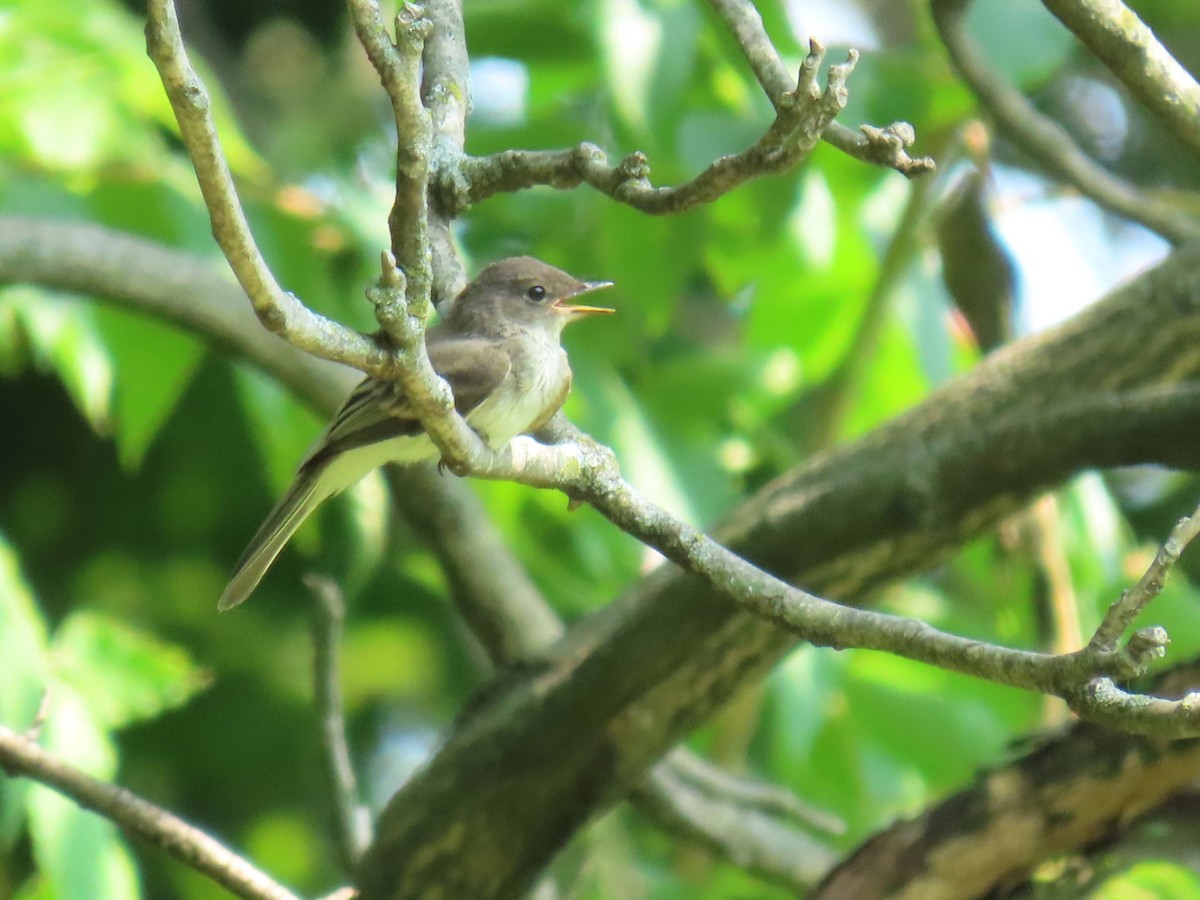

[554,280,615,316]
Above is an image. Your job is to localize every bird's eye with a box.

[527,285,547,302]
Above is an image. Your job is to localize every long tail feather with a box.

[219,470,325,611]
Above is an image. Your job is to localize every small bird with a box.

[219,257,614,610]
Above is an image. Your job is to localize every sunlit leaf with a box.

[93,308,205,470]
[0,287,114,434]
[25,690,140,900]
[50,611,210,730]
[0,532,50,847]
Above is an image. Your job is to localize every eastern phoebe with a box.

[219,257,614,610]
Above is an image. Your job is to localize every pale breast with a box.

[467,336,571,446]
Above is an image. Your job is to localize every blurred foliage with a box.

[1,0,1200,897]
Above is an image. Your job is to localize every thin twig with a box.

[634,765,837,891]
[1090,500,1200,651]
[346,0,435,330]
[664,749,844,834]
[448,41,858,215]
[704,0,935,177]
[931,0,1200,244]
[420,0,471,302]
[0,725,300,900]
[390,385,1200,737]
[1040,0,1200,164]
[305,575,373,870]
[143,0,391,375]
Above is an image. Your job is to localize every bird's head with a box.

[445,256,614,338]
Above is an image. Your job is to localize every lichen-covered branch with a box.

[704,0,935,176]
[811,661,1200,899]
[0,725,301,900]
[448,40,855,214]
[347,0,435,325]
[932,0,1200,244]
[1090,500,1200,650]
[1040,0,1200,164]
[420,0,471,302]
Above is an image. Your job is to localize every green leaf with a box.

[0,0,262,177]
[0,288,114,434]
[233,364,325,496]
[0,532,50,847]
[599,0,665,134]
[50,611,209,730]
[93,307,205,470]
[26,690,140,900]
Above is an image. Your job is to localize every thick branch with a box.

[932,0,1200,244]
[812,661,1200,900]
[1040,0,1200,163]
[356,244,1200,899]
[0,725,299,900]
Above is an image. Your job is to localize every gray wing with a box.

[301,338,512,470]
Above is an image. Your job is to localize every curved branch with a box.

[0,725,301,900]
[931,0,1200,244]
[144,0,392,375]
[356,244,1200,899]
[448,41,859,214]
[1040,0,1200,164]
[0,214,830,890]
[704,0,935,176]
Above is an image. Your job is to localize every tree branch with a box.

[704,0,935,177]
[305,575,373,870]
[1090,499,1200,650]
[0,725,301,900]
[447,41,858,214]
[633,764,837,893]
[931,0,1200,245]
[355,243,1200,899]
[1040,0,1200,164]
[144,0,392,375]
[0,214,835,892]
[346,0,434,322]
[420,0,471,303]
[812,661,1200,899]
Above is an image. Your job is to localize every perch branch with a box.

[931,0,1200,244]
[358,244,1200,738]
[0,214,835,890]
[0,725,300,900]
